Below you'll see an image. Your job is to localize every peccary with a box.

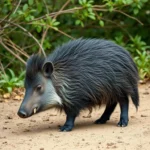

[18,38,139,131]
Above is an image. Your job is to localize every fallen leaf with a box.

[3,93,10,99]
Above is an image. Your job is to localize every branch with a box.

[0,39,26,65]
[30,5,143,25]
[0,61,6,75]
[13,0,22,14]
[53,0,71,19]
[43,0,49,14]
[114,9,143,25]
[53,27,75,40]
[93,5,143,25]
[0,19,46,56]
[4,38,29,58]
[38,0,50,54]
[39,27,49,54]
[31,7,83,21]
[29,22,75,40]
[6,21,46,57]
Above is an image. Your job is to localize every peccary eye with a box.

[36,85,42,92]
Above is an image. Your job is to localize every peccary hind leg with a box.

[117,95,129,127]
[95,102,117,124]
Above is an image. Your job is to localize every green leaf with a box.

[8,69,15,78]
[37,2,42,13]
[53,27,58,30]
[36,26,42,33]
[53,21,60,26]
[23,4,28,11]
[25,16,31,21]
[28,0,34,6]
[133,8,139,15]
[99,20,104,27]
[75,20,81,25]
[88,14,96,20]
[7,87,12,93]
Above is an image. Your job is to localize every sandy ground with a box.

[0,82,150,150]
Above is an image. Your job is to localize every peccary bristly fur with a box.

[18,38,139,131]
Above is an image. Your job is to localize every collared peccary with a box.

[18,38,139,131]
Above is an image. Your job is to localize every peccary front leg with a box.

[60,107,78,132]
[118,96,129,127]
[95,102,117,124]
[60,114,76,131]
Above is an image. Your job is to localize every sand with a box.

[0,82,150,150]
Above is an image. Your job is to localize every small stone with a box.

[107,143,114,146]
[43,118,49,122]
[50,114,57,116]
[5,121,9,123]
[141,114,148,117]
[6,115,13,119]
[131,116,136,119]
[23,129,30,132]
[30,119,36,122]
[0,136,6,139]
[143,91,149,95]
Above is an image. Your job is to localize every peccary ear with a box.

[42,62,54,77]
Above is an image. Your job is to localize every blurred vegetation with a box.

[0,0,150,93]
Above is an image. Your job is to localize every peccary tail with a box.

[131,87,139,110]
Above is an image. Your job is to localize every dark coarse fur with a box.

[25,55,45,87]
[25,38,139,130]
[46,39,139,112]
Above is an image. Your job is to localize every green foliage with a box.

[127,35,150,79]
[74,0,95,27]
[0,0,150,93]
[0,69,25,93]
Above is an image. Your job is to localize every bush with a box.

[0,0,150,92]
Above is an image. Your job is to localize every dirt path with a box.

[0,82,150,150]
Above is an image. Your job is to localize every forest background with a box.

[0,0,150,93]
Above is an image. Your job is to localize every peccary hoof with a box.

[117,118,128,127]
[59,125,73,132]
[94,118,109,124]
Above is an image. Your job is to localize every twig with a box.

[0,61,6,75]
[23,43,36,50]
[4,58,16,70]
[5,38,29,58]
[43,0,49,14]
[101,17,131,37]
[0,39,26,65]
[13,0,22,14]
[94,11,130,36]
[0,0,22,31]
[53,0,71,19]
[39,27,49,54]
[28,22,75,39]
[8,21,46,57]
[0,19,46,56]
[38,0,72,53]
[114,9,143,25]
[31,7,83,21]
[53,27,75,40]
[38,0,50,54]
[30,5,143,25]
